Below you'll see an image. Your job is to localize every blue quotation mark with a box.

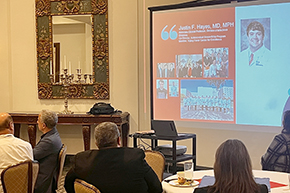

[161,25,177,40]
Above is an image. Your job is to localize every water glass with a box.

[184,162,193,179]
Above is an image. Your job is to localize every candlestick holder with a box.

[77,74,82,83]
[50,68,94,114]
[59,68,74,114]
[89,75,93,83]
[49,74,54,83]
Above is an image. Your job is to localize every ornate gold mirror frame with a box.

[36,0,109,99]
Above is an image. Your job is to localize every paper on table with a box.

[198,176,215,188]
[198,176,270,191]
[255,177,271,191]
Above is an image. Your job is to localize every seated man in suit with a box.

[0,112,33,192]
[64,122,162,193]
[34,110,62,193]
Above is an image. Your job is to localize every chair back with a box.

[74,179,101,193]
[56,144,67,190]
[1,160,39,193]
[144,150,165,181]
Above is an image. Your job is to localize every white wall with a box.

[0,0,278,169]
[0,0,139,154]
[0,0,12,112]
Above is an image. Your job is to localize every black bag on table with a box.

[87,102,116,115]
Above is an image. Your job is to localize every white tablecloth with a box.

[162,170,290,193]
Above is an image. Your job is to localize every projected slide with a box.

[152,1,290,126]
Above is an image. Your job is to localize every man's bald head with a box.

[0,113,13,133]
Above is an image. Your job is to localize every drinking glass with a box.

[184,162,193,179]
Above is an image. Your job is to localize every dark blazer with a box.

[193,184,268,193]
[33,127,62,193]
[64,147,162,193]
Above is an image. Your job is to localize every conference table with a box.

[162,170,290,193]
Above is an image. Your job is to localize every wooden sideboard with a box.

[10,112,130,150]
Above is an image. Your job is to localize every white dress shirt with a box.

[0,134,33,192]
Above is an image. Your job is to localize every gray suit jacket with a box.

[33,127,62,193]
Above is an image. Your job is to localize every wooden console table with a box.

[10,112,130,150]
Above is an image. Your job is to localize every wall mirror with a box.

[52,15,93,80]
[36,0,109,99]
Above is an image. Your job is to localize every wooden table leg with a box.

[27,124,37,148]
[121,122,129,147]
[82,125,91,151]
[14,123,21,138]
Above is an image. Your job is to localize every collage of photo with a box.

[155,47,232,121]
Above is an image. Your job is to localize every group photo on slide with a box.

[180,79,234,121]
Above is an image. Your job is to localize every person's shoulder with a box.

[12,135,32,147]
[10,136,33,156]
[73,150,99,165]
[261,45,270,53]
[122,147,144,153]
[76,149,99,158]
[43,128,61,140]
[121,147,145,158]
[277,132,290,142]
[275,132,287,139]
[241,47,249,55]
[47,128,61,138]
[38,131,62,148]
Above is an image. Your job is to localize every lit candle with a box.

[64,55,67,69]
[78,61,81,69]
[50,60,52,74]
[91,63,93,75]
[69,61,72,74]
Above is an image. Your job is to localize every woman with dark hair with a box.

[261,110,290,172]
[194,139,268,193]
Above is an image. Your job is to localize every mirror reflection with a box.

[52,15,92,83]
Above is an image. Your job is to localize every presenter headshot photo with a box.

[237,18,275,126]
[241,19,270,67]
